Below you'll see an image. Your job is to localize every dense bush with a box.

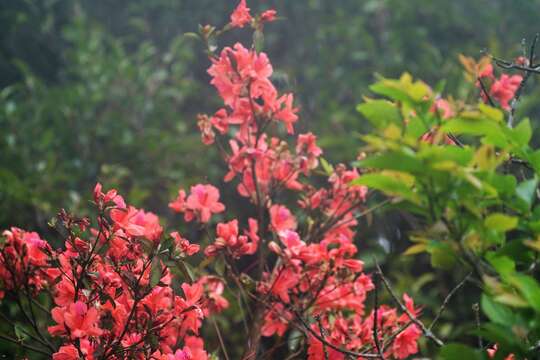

[2,1,540,359]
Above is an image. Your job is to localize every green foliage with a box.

[0,12,211,230]
[354,73,540,357]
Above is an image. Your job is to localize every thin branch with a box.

[0,333,52,356]
[472,303,483,349]
[428,272,472,331]
[211,317,230,360]
[316,316,329,360]
[375,261,444,347]
[293,309,382,358]
[372,272,385,359]
[477,77,495,107]
[506,34,539,127]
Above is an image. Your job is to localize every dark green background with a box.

[1,0,540,357]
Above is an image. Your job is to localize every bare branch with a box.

[374,261,444,347]
[428,272,472,331]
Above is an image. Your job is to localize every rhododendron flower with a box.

[110,206,163,241]
[197,113,215,145]
[0,227,53,296]
[185,184,225,223]
[487,344,515,360]
[392,325,421,359]
[49,301,103,339]
[171,184,225,223]
[52,344,79,360]
[169,189,187,213]
[430,98,454,119]
[230,0,252,28]
[171,231,200,256]
[93,182,126,209]
[270,204,297,232]
[261,303,291,336]
[260,9,277,23]
[205,218,258,258]
[489,73,523,110]
[478,63,494,79]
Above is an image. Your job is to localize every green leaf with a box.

[479,103,504,123]
[403,243,427,255]
[351,173,419,203]
[253,29,264,52]
[357,100,401,129]
[149,256,162,288]
[14,324,29,341]
[320,157,333,175]
[486,253,515,277]
[370,73,431,103]
[474,323,521,351]
[427,242,456,269]
[442,117,499,137]
[508,274,540,313]
[484,213,518,232]
[481,294,515,325]
[438,344,481,360]
[357,152,424,173]
[288,329,302,352]
[511,118,532,146]
[516,177,538,209]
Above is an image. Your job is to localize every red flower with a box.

[230,0,252,28]
[52,345,79,360]
[169,189,187,213]
[260,9,277,23]
[185,184,226,223]
[490,74,522,110]
[171,231,200,256]
[270,204,297,232]
[49,301,103,339]
[110,206,163,241]
[392,325,421,359]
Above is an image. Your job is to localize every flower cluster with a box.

[476,62,523,110]
[0,1,423,359]
[0,184,233,359]
[0,227,54,299]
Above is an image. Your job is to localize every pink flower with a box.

[273,93,299,134]
[93,183,125,209]
[185,184,226,223]
[49,302,103,339]
[170,231,200,256]
[260,9,277,23]
[169,189,187,213]
[52,345,79,360]
[392,325,421,359]
[205,218,258,258]
[261,303,291,336]
[490,74,523,110]
[479,63,494,79]
[230,0,252,28]
[110,206,163,241]
[430,98,454,119]
[270,204,297,232]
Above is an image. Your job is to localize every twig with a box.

[316,316,329,360]
[0,333,52,356]
[472,303,483,349]
[428,272,472,331]
[212,317,230,360]
[477,77,495,107]
[293,309,382,358]
[374,261,444,347]
[506,34,539,127]
[372,272,385,359]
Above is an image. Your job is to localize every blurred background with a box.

[2,0,540,357]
